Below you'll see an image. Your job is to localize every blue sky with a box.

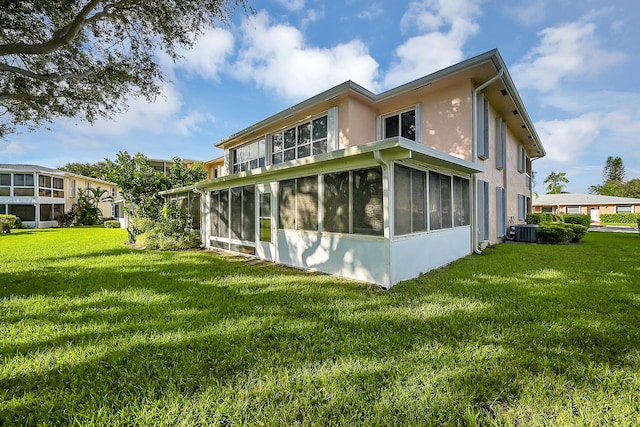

[2,0,639,194]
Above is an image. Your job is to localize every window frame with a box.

[382,107,418,141]
[615,205,633,213]
[271,115,328,165]
[232,138,267,174]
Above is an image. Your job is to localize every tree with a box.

[0,0,249,138]
[544,171,569,194]
[603,156,625,183]
[168,157,207,188]
[76,186,113,225]
[57,161,109,179]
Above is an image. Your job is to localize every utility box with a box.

[514,224,538,243]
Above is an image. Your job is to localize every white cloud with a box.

[535,114,601,163]
[0,141,31,157]
[234,12,380,99]
[356,3,384,20]
[173,27,235,80]
[512,17,626,92]
[383,0,483,88]
[276,0,305,12]
[504,0,548,27]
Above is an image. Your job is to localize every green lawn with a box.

[1,228,639,426]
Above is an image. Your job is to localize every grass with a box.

[1,227,639,426]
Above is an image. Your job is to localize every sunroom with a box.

[165,137,482,288]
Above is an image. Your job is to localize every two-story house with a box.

[0,164,119,228]
[163,49,545,288]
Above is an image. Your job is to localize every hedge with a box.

[103,220,121,228]
[561,214,591,228]
[0,214,23,229]
[526,212,553,224]
[537,222,587,244]
[599,213,640,224]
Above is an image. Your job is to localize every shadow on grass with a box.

[1,231,639,425]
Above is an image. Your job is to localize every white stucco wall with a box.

[390,226,472,285]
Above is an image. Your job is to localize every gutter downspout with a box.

[472,68,504,254]
[374,149,392,289]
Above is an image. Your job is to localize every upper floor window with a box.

[13,173,35,196]
[272,115,328,165]
[232,138,266,173]
[384,109,416,141]
[0,173,10,196]
[38,175,64,198]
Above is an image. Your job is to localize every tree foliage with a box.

[75,186,113,225]
[57,161,109,179]
[544,171,569,194]
[0,0,249,137]
[168,157,207,188]
[588,157,640,198]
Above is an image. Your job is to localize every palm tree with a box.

[544,171,569,194]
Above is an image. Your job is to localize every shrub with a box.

[0,214,23,229]
[526,213,553,224]
[136,202,200,250]
[562,214,591,228]
[600,213,640,224]
[55,207,77,227]
[103,220,121,229]
[537,222,588,244]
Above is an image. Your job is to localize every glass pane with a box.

[259,139,266,158]
[313,139,327,155]
[323,172,350,233]
[0,187,9,196]
[14,188,34,196]
[14,174,24,186]
[250,159,258,170]
[0,174,10,186]
[298,122,311,146]
[40,204,53,221]
[296,176,318,231]
[272,133,283,152]
[219,190,229,238]
[210,192,220,237]
[39,189,52,197]
[411,168,427,232]
[394,165,411,236]
[53,178,64,189]
[401,110,416,140]
[53,190,64,198]
[260,193,271,217]
[25,174,34,186]
[298,144,310,158]
[284,149,296,162]
[241,185,255,242]
[284,128,296,149]
[230,187,243,240]
[273,152,283,165]
[278,179,296,229]
[429,171,442,230]
[453,176,470,226]
[384,115,399,138]
[441,174,452,229]
[312,116,328,141]
[250,141,259,160]
[353,168,383,235]
[9,204,35,221]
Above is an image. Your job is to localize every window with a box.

[272,116,328,164]
[13,174,34,196]
[210,190,229,239]
[232,138,266,173]
[384,109,416,141]
[259,193,271,242]
[230,185,255,242]
[542,207,553,213]
[394,165,426,235]
[476,180,490,240]
[39,204,64,221]
[615,205,633,213]
[323,167,383,236]
[0,174,10,196]
[566,206,581,214]
[353,168,383,235]
[429,171,452,230]
[453,176,470,227]
[9,204,35,221]
[495,118,506,170]
[70,180,76,198]
[38,175,64,198]
[278,176,318,231]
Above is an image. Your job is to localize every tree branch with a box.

[0,62,94,81]
[0,0,102,56]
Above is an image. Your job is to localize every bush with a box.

[600,213,640,224]
[136,202,201,250]
[562,214,591,228]
[526,213,553,224]
[0,214,23,229]
[537,222,587,244]
[103,220,121,229]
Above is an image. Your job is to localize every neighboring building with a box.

[163,49,545,288]
[148,158,201,175]
[533,194,640,223]
[0,164,119,228]
[204,157,224,180]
